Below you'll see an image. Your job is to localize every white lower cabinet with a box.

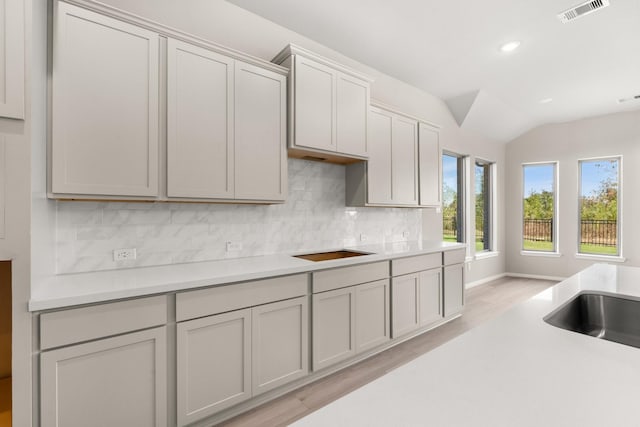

[40,327,168,427]
[312,286,356,371]
[252,297,309,395]
[392,268,443,338]
[177,309,252,426]
[444,263,465,316]
[176,295,309,426]
[312,279,390,371]
[355,279,391,353]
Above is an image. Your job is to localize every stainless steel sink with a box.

[544,292,640,349]
[293,250,371,262]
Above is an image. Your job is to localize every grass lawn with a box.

[444,236,485,252]
[443,235,457,243]
[523,240,554,251]
[579,243,618,256]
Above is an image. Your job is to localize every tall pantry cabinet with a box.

[50,2,287,203]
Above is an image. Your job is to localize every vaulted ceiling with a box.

[227,0,640,142]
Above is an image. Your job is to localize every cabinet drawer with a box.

[313,261,389,293]
[391,253,441,276]
[443,248,466,266]
[40,295,167,350]
[176,274,308,322]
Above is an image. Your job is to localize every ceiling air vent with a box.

[618,95,640,104]
[558,0,610,23]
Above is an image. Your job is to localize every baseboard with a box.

[505,272,567,282]
[465,273,507,289]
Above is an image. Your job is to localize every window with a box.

[475,160,493,252]
[578,157,621,256]
[522,163,557,252]
[442,153,465,243]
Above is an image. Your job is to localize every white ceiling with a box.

[227,0,640,142]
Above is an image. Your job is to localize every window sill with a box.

[520,251,562,258]
[475,251,500,260]
[575,253,626,263]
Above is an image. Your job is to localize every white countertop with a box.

[291,263,640,427]
[29,240,465,311]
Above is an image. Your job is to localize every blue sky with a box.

[442,155,458,205]
[523,164,554,197]
[523,160,618,197]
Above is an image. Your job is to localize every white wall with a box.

[505,110,640,278]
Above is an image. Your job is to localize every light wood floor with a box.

[220,276,557,427]
[0,377,10,427]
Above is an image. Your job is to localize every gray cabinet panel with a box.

[177,309,251,426]
[418,269,443,326]
[366,108,393,204]
[336,73,368,157]
[0,0,24,119]
[167,38,234,199]
[252,297,309,395]
[391,273,420,338]
[392,116,418,205]
[418,123,441,207]
[40,327,167,427]
[294,55,335,152]
[312,287,355,371]
[355,279,390,353]
[234,61,287,201]
[313,261,388,293]
[51,3,159,197]
[444,264,465,316]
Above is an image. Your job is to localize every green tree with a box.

[524,190,554,219]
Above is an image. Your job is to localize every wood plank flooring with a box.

[220,276,557,427]
[0,377,10,427]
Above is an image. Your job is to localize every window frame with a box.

[576,155,622,259]
[474,159,495,253]
[521,161,559,255]
[442,151,467,246]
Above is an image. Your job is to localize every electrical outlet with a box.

[403,231,410,239]
[113,248,136,261]
[226,241,243,252]
[359,233,367,242]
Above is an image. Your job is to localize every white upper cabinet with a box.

[273,44,372,161]
[0,0,24,119]
[167,39,234,199]
[49,4,287,203]
[234,61,287,201]
[346,104,419,207]
[418,122,442,207]
[167,38,286,202]
[346,103,441,208]
[51,3,160,198]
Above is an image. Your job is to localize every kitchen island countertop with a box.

[30,240,465,311]
[291,263,640,427]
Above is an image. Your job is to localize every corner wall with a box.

[505,109,640,278]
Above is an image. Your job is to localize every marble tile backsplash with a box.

[55,158,423,274]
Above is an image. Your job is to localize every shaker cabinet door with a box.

[444,264,465,316]
[51,3,159,197]
[176,309,251,426]
[391,273,420,338]
[336,73,369,157]
[312,287,356,371]
[167,38,234,199]
[234,61,287,201]
[252,296,309,395]
[418,123,441,207]
[392,116,419,206]
[355,279,390,353]
[0,0,24,119]
[40,327,167,427]
[293,55,335,152]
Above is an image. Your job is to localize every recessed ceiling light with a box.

[539,98,553,104]
[499,41,521,53]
